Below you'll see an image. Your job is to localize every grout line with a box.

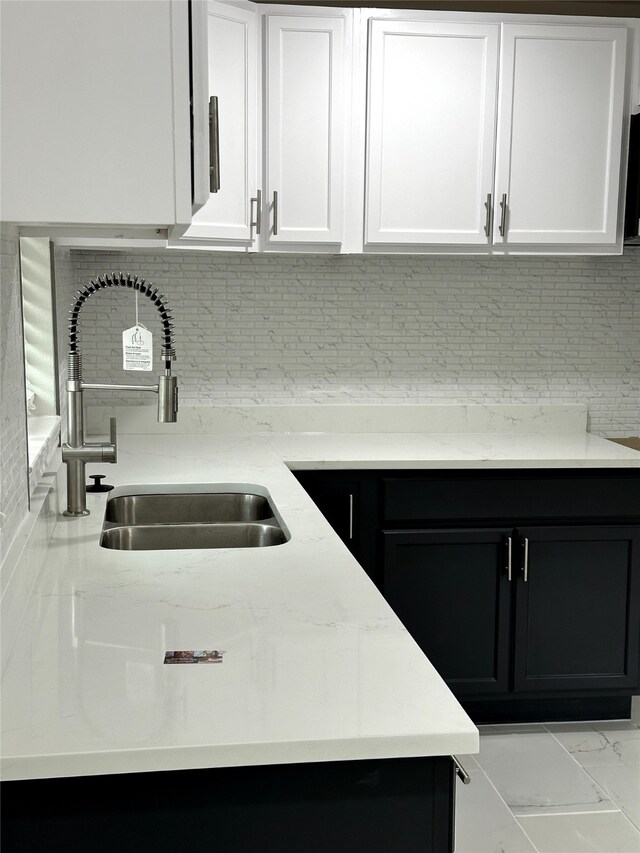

[473,732,541,852]
[577,763,640,835]
[611,805,640,837]
[514,807,622,818]
[470,722,638,850]
[543,723,621,813]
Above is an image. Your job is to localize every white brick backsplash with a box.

[57,249,640,437]
[0,224,29,564]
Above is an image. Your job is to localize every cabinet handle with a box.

[272,191,278,236]
[349,494,354,540]
[506,535,512,582]
[522,537,529,582]
[250,189,262,236]
[209,96,220,193]
[452,756,471,785]
[484,193,493,238]
[498,193,507,237]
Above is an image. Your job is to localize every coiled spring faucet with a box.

[63,273,178,517]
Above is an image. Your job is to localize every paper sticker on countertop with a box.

[164,650,224,664]
[123,325,153,371]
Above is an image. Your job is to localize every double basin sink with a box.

[101,489,289,551]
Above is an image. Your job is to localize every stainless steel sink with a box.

[100,488,289,551]
[101,522,287,551]
[105,492,273,525]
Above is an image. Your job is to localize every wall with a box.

[0,224,28,564]
[60,248,640,436]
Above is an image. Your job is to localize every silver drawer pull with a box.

[452,756,471,784]
[522,537,529,582]
[506,535,512,582]
[250,189,261,236]
[209,95,220,194]
[499,192,507,237]
[349,494,354,540]
[272,190,278,236]
[484,193,493,238]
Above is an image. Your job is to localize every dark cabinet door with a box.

[513,526,640,693]
[293,473,362,560]
[383,529,513,697]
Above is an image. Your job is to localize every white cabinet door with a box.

[265,12,346,245]
[0,0,196,233]
[184,1,260,243]
[365,20,499,246]
[494,24,628,247]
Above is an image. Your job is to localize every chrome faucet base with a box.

[63,509,91,517]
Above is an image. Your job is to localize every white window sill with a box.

[27,415,61,495]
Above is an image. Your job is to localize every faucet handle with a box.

[109,417,118,463]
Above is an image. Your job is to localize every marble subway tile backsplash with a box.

[58,249,640,437]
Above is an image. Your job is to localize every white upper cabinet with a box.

[183,1,260,244]
[365,20,500,246]
[264,10,347,245]
[363,14,630,253]
[494,24,628,247]
[0,0,206,237]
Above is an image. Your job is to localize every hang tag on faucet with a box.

[122,326,153,371]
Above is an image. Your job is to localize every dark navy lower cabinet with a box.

[383,528,512,697]
[384,524,640,708]
[293,470,380,584]
[513,526,640,694]
[296,469,640,722]
[1,756,455,853]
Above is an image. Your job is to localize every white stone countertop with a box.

[2,420,638,783]
[272,430,640,469]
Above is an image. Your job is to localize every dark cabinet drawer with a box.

[383,472,640,523]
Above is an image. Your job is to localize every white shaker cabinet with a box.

[365,20,500,246]
[494,24,628,248]
[0,0,206,237]
[364,15,629,253]
[183,1,260,245]
[264,10,348,246]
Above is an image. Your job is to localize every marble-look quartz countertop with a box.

[2,418,639,783]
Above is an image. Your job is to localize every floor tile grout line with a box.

[479,723,618,817]
[612,805,640,838]
[543,720,640,821]
[513,807,623,818]
[470,723,639,850]
[578,763,640,835]
[543,724,621,812]
[473,732,541,853]
[536,723,640,839]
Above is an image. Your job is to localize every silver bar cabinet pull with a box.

[499,192,507,237]
[506,536,512,582]
[452,756,471,785]
[349,494,354,540]
[484,193,492,237]
[250,189,262,237]
[209,95,220,193]
[522,537,529,582]
[272,190,278,236]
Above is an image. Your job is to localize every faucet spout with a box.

[62,273,178,517]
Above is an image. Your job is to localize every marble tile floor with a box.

[455,721,640,853]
